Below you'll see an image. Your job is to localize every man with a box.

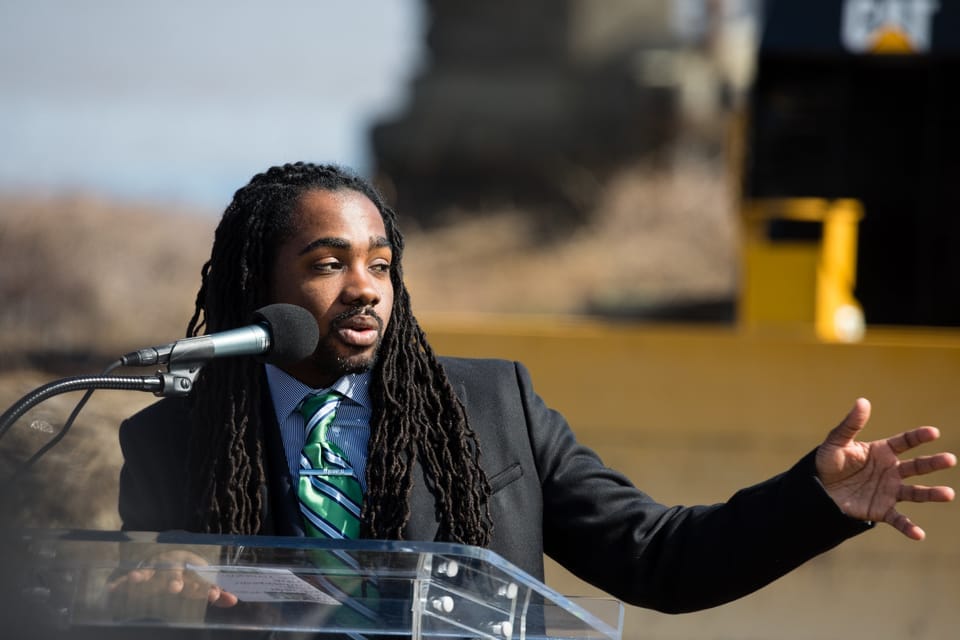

[119,162,956,614]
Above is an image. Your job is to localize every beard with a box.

[310,308,385,379]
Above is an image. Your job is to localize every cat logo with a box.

[841,0,940,53]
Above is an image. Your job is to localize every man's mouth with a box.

[333,311,382,348]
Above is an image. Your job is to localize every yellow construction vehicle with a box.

[737,0,960,342]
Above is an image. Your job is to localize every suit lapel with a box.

[260,384,305,536]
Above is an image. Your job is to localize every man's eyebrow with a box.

[298,237,349,255]
[298,236,392,256]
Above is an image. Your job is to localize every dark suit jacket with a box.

[119,357,870,613]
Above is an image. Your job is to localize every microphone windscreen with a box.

[252,304,319,365]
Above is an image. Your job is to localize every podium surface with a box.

[10,529,623,639]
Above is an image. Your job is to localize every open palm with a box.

[816,398,956,540]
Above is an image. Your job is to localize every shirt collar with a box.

[264,364,372,422]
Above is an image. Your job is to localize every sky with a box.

[0,0,424,212]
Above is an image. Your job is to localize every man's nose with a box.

[342,266,381,306]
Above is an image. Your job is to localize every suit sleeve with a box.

[518,362,872,613]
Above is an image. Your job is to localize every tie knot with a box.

[298,390,340,421]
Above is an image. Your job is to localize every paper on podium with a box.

[185,564,340,604]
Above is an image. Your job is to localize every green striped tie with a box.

[297,391,363,539]
[297,392,379,630]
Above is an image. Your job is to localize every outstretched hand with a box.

[816,398,956,540]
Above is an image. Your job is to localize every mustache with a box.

[331,307,384,331]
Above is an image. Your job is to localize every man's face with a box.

[268,188,394,388]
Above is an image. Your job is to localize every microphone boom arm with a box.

[0,374,164,440]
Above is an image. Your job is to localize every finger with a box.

[183,579,209,598]
[209,588,239,608]
[219,590,239,607]
[127,568,155,583]
[106,575,128,591]
[165,568,186,594]
[106,570,148,591]
[898,452,958,478]
[887,426,942,455]
[898,484,956,503]
[824,397,872,448]
[883,508,925,541]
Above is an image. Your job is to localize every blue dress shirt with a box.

[264,364,372,492]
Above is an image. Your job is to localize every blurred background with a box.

[1,1,958,638]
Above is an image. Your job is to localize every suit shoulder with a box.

[438,356,526,380]
[119,397,191,446]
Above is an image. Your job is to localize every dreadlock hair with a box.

[184,162,493,546]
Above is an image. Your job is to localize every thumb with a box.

[824,397,871,448]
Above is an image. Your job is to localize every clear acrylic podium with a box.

[9,529,623,639]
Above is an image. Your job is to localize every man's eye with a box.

[371,262,392,273]
[313,261,342,272]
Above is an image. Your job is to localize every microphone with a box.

[121,304,319,367]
